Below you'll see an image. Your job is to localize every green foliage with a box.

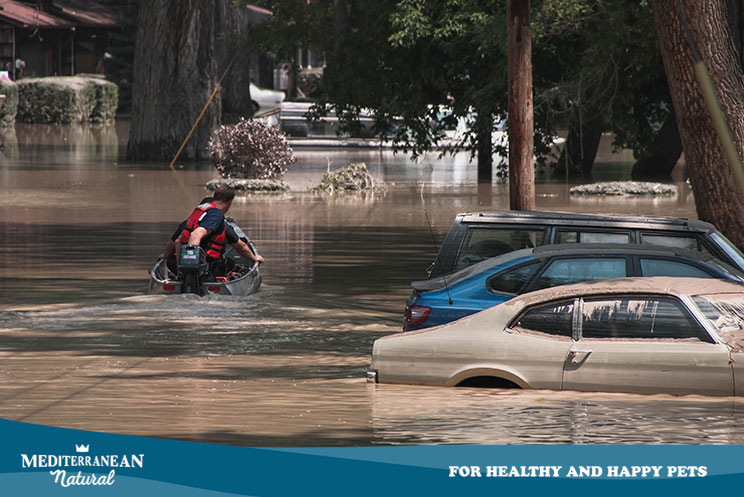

[106,0,138,113]
[532,0,668,159]
[16,77,119,124]
[0,80,18,127]
[240,0,671,166]
[239,1,334,75]
[317,0,511,159]
[90,79,119,123]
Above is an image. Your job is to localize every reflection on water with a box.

[2,123,739,446]
[370,386,744,445]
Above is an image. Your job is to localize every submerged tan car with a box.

[368,277,744,396]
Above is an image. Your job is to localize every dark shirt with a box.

[172,220,239,245]
[199,208,225,233]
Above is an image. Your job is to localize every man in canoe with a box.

[159,186,264,276]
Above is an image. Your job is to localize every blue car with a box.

[403,243,744,330]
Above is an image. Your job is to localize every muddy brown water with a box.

[1,123,743,446]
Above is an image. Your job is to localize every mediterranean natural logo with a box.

[20,443,144,487]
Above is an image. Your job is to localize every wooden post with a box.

[507,0,535,211]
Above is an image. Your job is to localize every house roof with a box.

[0,1,264,30]
[50,0,117,28]
[0,0,72,28]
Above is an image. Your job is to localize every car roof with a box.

[456,210,716,232]
[510,276,744,308]
[432,276,744,336]
[411,243,734,293]
[412,247,534,292]
[531,243,721,260]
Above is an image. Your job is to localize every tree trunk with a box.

[127,0,219,161]
[507,0,535,210]
[555,109,604,178]
[726,0,744,70]
[216,0,254,118]
[631,112,683,180]
[476,110,493,183]
[653,0,744,248]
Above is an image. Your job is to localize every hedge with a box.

[0,79,18,127]
[16,76,118,124]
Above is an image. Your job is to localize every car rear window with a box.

[489,262,540,294]
[455,227,545,271]
[514,300,574,337]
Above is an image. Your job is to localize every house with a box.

[0,0,117,79]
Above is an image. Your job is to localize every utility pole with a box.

[507,0,535,211]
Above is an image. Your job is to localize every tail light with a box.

[404,305,431,329]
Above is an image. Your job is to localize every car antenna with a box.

[420,177,453,305]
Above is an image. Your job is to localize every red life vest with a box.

[178,202,227,259]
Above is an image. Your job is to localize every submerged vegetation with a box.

[206,177,290,193]
[570,181,678,196]
[0,79,17,127]
[313,162,385,194]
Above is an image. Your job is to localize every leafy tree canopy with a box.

[240,0,672,167]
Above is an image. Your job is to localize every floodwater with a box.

[1,122,743,446]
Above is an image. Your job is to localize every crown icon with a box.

[75,444,89,453]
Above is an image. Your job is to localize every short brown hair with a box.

[213,185,235,202]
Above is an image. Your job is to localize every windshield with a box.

[709,232,744,272]
[692,294,744,351]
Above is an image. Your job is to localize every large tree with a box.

[216,1,256,118]
[128,0,219,161]
[532,1,676,179]
[653,0,744,248]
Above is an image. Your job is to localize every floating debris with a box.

[313,162,386,194]
[206,177,289,194]
[570,181,678,196]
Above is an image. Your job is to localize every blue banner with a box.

[1,417,743,496]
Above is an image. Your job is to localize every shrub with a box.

[16,76,118,124]
[0,79,18,127]
[209,118,296,180]
[89,78,119,123]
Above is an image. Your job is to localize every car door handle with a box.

[569,349,592,364]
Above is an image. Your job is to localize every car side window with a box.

[489,262,541,294]
[534,258,627,290]
[639,258,714,278]
[513,301,574,337]
[640,234,711,255]
[581,296,713,342]
[456,228,545,270]
[556,231,630,244]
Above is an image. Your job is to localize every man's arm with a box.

[231,239,265,264]
[187,226,211,246]
[158,240,176,260]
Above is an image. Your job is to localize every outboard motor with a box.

[178,244,208,295]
